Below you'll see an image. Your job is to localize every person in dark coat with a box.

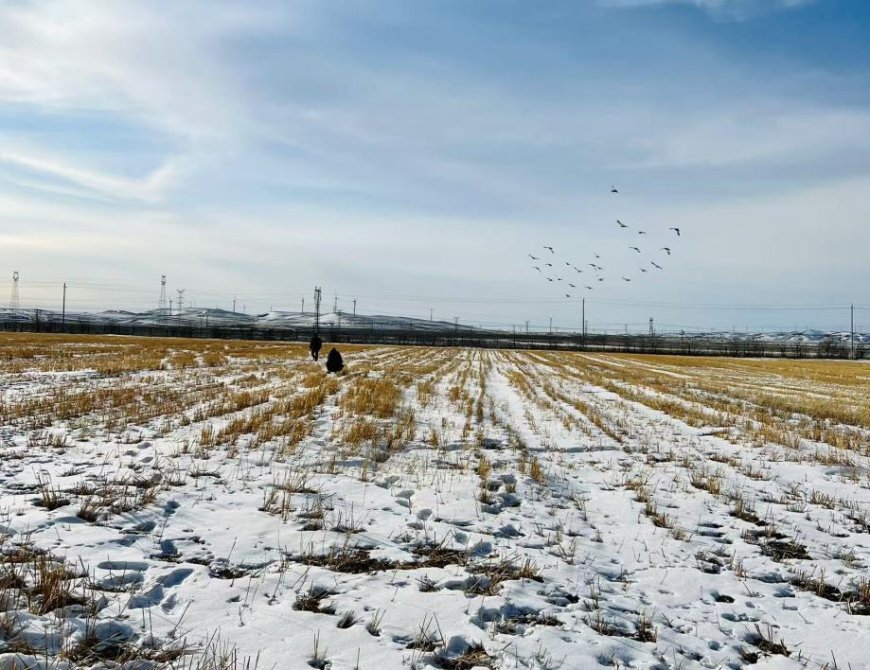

[325,347,344,373]
[309,334,323,361]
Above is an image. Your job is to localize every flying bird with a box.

[630,246,641,254]
[640,268,648,273]
[572,266,582,273]
[585,286,593,290]
[622,277,632,282]
[556,277,563,281]
[651,262,663,270]
[533,266,542,272]
[529,254,539,260]
[544,246,555,253]
[547,278,554,282]
[594,253,601,259]
[670,228,681,236]
[661,247,671,255]
[617,220,627,228]
[569,283,576,288]
[545,262,553,267]
[565,294,571,298]
[610,186,618,193]
[565,261,572,267]
[598,278,604,282]
[637,230,646,235]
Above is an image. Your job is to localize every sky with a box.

[1,0,869,333]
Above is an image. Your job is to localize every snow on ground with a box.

[0,335,868,669]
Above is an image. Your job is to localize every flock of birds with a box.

[530,186,682,299]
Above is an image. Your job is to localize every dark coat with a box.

[325,347,344,373]
[309,334,323,361]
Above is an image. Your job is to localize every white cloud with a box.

[0,150,184,202]
[0,1,271,138]
[629,106,870,169]
[599,0,815,19]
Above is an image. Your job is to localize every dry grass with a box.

[341,376,403,419]
[531,351,870,455]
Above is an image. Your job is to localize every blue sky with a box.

[1,0,868,332]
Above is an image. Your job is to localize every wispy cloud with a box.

[599,0,815,20]
[0,150,184,203]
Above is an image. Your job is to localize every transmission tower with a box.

[314,286,322,333]
[9,271,19,313]
[159,275,167,312]
[176,289,185,316]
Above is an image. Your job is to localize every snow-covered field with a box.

[1,334,869,670]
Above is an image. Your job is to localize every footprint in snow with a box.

[377,475,401,489]
[161,592,178,613]
[157,567,193,587]
[395,489,414,508]
[97,560,150,571]
[151,538,179,560]
[470,540,493,557]
[123,519,157,534]
[129,567,193,611]
[129,584,165,609]
[97,571,145,591]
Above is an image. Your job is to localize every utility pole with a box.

[581,298,586,346]
[176,289,185,320]
[301,297,304,314]
[333,293,338,313]
[549,316,553,335]
[851,303,855,360]
[233,296,237,313]
[649,317,654,336]
[62,283,67,326]
[454,317,458,334]
[525,320,529,335]
[314,286,322,334]
[353,298,357,316]
[430,308,433,322]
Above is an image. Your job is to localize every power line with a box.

[6,274,865,312]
